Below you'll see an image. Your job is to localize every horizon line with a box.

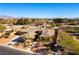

[0,15,79,19]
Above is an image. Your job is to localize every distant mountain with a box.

[0,15,14,19]
[0,15,79,20]
[0,15,27,19]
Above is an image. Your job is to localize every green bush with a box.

[59,34,79,54]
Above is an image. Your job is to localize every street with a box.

[0,45,38,55]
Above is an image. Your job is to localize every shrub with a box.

[59,32,79,54]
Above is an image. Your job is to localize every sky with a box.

[0,3,79,18]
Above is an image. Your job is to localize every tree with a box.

[15,18,24,25]
[24,18,30,25]
[15,18,31,25]
[53,18,66,23]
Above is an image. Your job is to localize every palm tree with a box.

[44,28,60,52]
[53,29,58,44]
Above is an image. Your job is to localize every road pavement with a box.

[0,45,38,55]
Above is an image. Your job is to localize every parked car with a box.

[14,31,26,35]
